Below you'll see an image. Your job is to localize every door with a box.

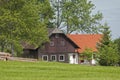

[69,53,78,64]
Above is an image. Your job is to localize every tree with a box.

[49,0,64,28]
[0,35,7,52]
[38,0,54,28]
[98,43,119,66]
[114,38,120,65]
[50,0,103,33]
[0,0,49,56]
[82,48,93,62]
[97,25,119,66]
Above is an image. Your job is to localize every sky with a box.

[91,0,120,39]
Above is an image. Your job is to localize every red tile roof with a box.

[67,34,102,53]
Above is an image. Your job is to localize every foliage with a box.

[82,48,93,61]
[114,38,120,65]
[0,0,49,55]
[98,25,119,66]
[0,61,120,80]
[49,0,63,28]
[98,43,119,66]
[50,0,103,33]
[38,0,54,28]
[0,35,7,52]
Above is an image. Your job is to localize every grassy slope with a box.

[0,61,120,80]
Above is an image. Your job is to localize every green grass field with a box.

[0,61,120,80]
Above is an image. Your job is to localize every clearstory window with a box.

[51,55,56,61]
[59,55,65,61]
[42,55,48,61]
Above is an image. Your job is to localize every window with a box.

[55,34,59,38]
[61,40,65,46]
[51,55,56,61]
[50,41,54,46]
[59,55,65,61]
[42,55,48,61]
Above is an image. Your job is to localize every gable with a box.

[50,33,79,48]
[21,41,37,50]
[39,33,79,53]
[67,34,102,53]
[48,28,63,36]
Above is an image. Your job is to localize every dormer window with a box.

[55,34,59,38]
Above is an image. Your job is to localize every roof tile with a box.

[67,34,102,53]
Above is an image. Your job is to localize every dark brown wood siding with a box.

[39,34,77,53]
[23,49,38,59]
[38,33,78,63]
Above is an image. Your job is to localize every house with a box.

[22,42,38,59]
[67,34,102,64]
[22,28,102,64]
[38,28,80,64]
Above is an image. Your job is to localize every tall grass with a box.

[0,61,120,80]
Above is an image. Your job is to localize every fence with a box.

[7,57,38,62]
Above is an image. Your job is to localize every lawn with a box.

[0,61,120,80]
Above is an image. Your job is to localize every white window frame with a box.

[42,55,48,61]
[51,55,57,61]
[59,55,65,61]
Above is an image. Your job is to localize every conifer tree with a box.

[114,38,120,65]
[98,24,119,66]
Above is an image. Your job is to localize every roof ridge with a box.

[67,34,102,35]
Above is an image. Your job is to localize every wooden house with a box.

[38,28,79,64]
[22,42,38,59]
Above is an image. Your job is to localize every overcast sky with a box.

[91,0,120,39]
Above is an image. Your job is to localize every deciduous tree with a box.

[0,0,50,55]
[38,0,54,28]
[50,0,103,33]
